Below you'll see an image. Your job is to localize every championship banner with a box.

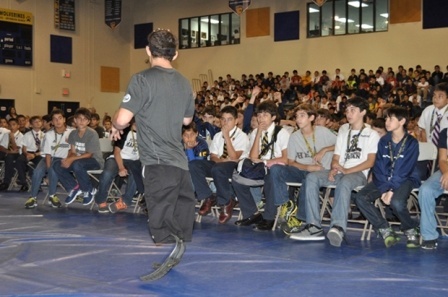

[0,8,32,24]
[312,0,328,7]
[105,0,122,29]
[54,0,75,31]
[229,0,251,15]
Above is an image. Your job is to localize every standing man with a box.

[111,30,195,252]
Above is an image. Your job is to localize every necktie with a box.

[259,132,269,158]
[432,113,442,146]
[34,132,41,150]
[221,141,228,159]
[428,112,442,175]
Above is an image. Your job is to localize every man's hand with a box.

[381,191,394,205]
[61,157,74,168]
[118,168,128,177]
[110,126,124,141]
[440,172,448,190]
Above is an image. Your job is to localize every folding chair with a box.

[320,184,373,240]
[408,142,442,233]
[8,161,33,191]
[87,170,122,210]
[274,182,303,231]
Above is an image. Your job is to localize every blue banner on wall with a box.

[105,0,121,29]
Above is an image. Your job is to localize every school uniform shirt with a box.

[42,127,74,158]
[12,130,24,154]
[209,126,249,159]
[0,127,10,149]
[334,125,380,178]
[372,132,420,194]
[418,104,448,144]
[249,123,290,161]
[287,126,337,170]
[22,130,45,153]
[111,127,139,161]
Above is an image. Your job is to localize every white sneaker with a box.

[290,224,325,241]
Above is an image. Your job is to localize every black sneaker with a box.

[421,239,438,250]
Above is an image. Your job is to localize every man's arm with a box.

[183,117,193,125]
[113,108,134,130]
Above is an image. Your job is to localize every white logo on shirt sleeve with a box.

[123,94,131,103]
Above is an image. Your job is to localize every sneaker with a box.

[281,216,304,235]
[97,202,110,214]
[83,188,97,206]
[65,185,82,204]
[290,224,325,241]
[108,198,127,213]
[25,197,37,209]
[404,227,421,248]
[279,200,297,221]
[378,227,400,248]
[327,225,344,247]
[421,239,438,250]
[48,195,62,208]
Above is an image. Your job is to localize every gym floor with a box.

[0,190,447,297]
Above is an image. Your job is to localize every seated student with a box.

[24,109,74,208]
[95,119,144,213]
[418,84,448,250]
[103,118,112,138]
[53,107,104,205]
[354,107,421,248]
[17,114,31,134]
[22,116,45,172]
[194,106,221,143]
[182,122,209,162]
[90,113,106,138]
[0,119,27,191]
[232,101,290,229]
[260,104,337,234]
[41,114,52,133]
[189,105,249,224]
[291,97,380,247]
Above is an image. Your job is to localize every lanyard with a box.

[388,135,408,179]
[302,129,317,158]
[53,130,65,153]
[344,125,365,164]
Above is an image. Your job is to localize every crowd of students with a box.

[189,65,448,250]
[3,64,448,250]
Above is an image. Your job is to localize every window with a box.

[179,13,240,49]
[307,0,388,38]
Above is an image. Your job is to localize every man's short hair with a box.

[42,114,52,122]
[8,118,18,124]
[434,82,448,95]
[255,101,278,118]
[91,113,100,121]
[385,106,409,128]
[294,104,317,120]
[203,106,216,117]
[29,116,41,124]
[17,114,25,120]
[220,106,238,119]
[182,122,198,134]
[147,29,177,61]
[74,107,92,121]
[346,96,369,112]
[50,109,65,120]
